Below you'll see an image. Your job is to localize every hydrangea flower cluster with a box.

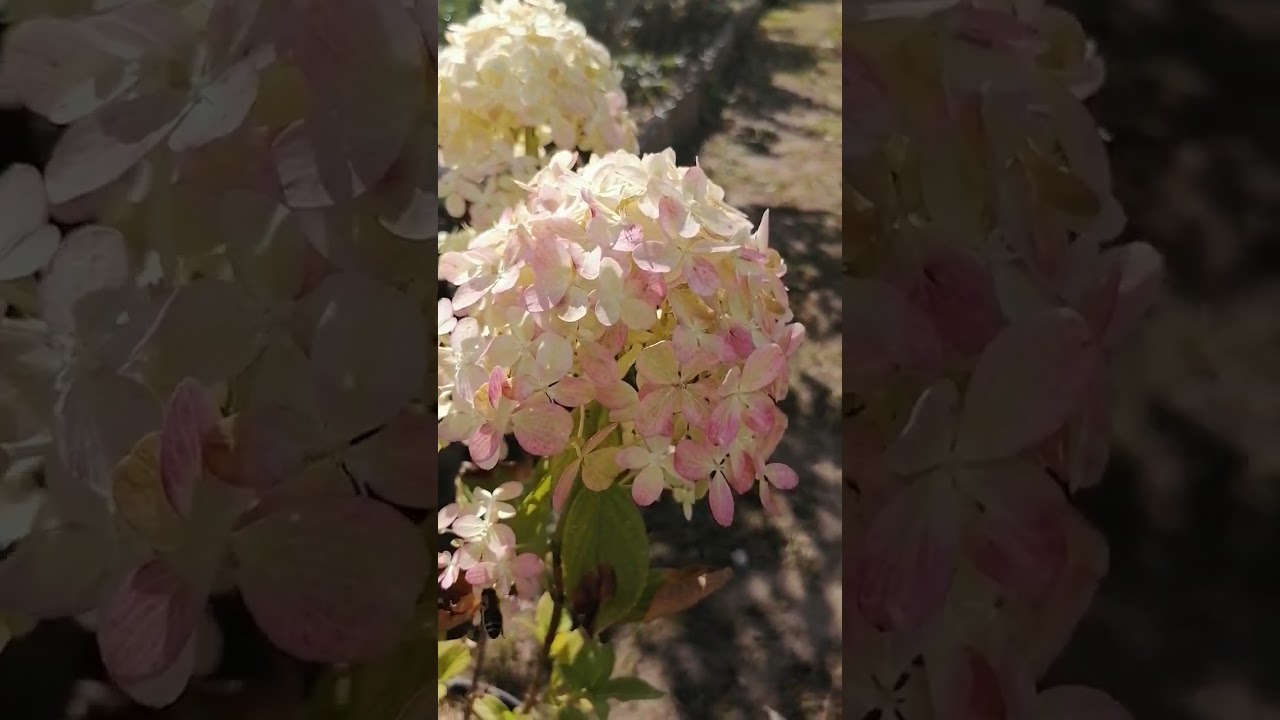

[438,149,804,552]
[437,0,638,241]
[849,1,1159,718]
[438,479,545,599]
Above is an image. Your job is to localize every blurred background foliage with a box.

[436,0,750,111]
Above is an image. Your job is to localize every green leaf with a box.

[475,695,514,720]
[596,677,664,702]
[551,628,585,664]
[562,638,614,692]
[557,706,590,720]
[560,484,649,635]
[507,469,554,557]
[438,639,470,680]
[617,570,666,624]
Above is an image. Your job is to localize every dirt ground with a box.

[610,2,844,718]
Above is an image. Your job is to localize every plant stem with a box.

[521,517,568,712]
[465,630,488,719]
[519,538,560,712]
[524,127,539,159]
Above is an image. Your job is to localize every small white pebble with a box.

[730,548,748,568]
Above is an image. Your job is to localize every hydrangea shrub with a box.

[0,0,802,717]
[848,1,1161,718]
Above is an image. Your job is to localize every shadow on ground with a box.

[618,1,844,718]
[1044,1,1280,718]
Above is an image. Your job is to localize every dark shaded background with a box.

[1043,1,1280,718]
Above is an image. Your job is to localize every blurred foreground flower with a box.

[847,1,1156,717]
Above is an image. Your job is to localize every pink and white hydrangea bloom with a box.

[438,148,804,529]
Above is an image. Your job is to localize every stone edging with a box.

[635,0,769,155]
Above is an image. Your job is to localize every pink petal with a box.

[674,438,718,481]
[451,275,493,311]
[739,343,785,393]
[97,558,202,686]
[725,324,756,360]
[632,465,665,506]
[633,241,676,273]
[708,399,743,447]
[468,423,502,470]
[853,475,958,632]
[1100,241,1163,347]
[635,341,681,387]
[512,401,572,457]
[230,496,428,662]
[579,340,620,385]
[160,378,222,517]
[685,256,720,296]
[557,286,590,323]
[616,446,651,470]
[634,386,678,438]
[764,463,798,490]
[549,376,596,407]
[343,406,432,508]
[727,449,755,494]
[956,308,1100,462]
[596,380,639,412]
[910,240,1004,355]
[964,462,1069,601]
[553,458,581,511]
[486,366,506,410]
[742,392,776,436]
[759,481,781,515]
[620,296,658,330]
[848,279,943,380]
[532,333,574,386]
[708,474,734,527]
[116,630,197,707]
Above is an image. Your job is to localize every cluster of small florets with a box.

[848,1,1156,717]
[439,154,544,230]
[438,149,804,531]
[437,0,639,244]
[437,480,544,598]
